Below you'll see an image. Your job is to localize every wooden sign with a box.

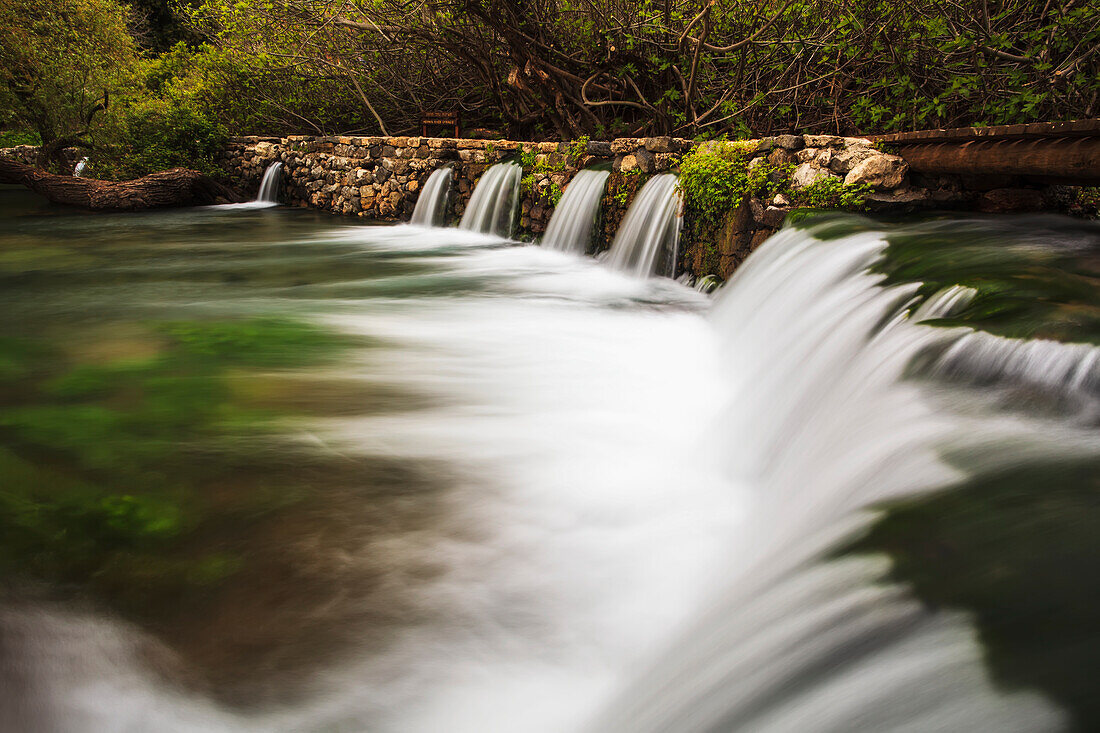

[421,111,460,138]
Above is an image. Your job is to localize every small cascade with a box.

[410,168,453,227]
[541,170,610,254]
[256,162,284,204]
[604,174,681,277]
[458,163,521,237]
[73,157,88,177]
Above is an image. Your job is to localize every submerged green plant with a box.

[0,317,349,616]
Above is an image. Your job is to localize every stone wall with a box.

[220,133,926,278]
[2,134,1080,280]
[220,135,692,236]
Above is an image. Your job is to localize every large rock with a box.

[844,154,908,190]
[791,162,841,189]
[827,145,876,175]
[644,136,674,153]
[775,134,804,150]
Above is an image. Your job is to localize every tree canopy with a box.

[1,0,1098,169]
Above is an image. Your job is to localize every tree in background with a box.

[2,0,1098,162]
[0,0,136,167]
[187,0,1100,139]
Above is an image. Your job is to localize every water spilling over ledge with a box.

[604,173,681,277]
[256,161,283,204]
[541,169,609,254]
[458,162,521,237]
[0,181,1098,732]
[410,167,452,227]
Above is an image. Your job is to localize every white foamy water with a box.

[6,215,1098,733]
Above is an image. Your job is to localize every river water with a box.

[0,186,1098,732]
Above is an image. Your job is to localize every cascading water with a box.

[458,163,521,237]
[589,217,1100,732]
[540,170,610,254]
[255,162,284,204]
[604,173,681,277]
[410,168,453,227]
[2,178,1098,733]
[73,157,88,177]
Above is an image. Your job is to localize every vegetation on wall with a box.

[678,142,871,225]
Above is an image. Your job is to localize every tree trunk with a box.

[0,158,245,211]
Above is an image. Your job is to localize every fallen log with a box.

[0,157,246,211]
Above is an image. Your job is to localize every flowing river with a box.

[0,184,1097,732]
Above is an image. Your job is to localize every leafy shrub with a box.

[678,143,783,226]
[0,130,41,147]
[790,177,873,210]
[92,98,226,179]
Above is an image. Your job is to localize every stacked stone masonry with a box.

[224,133,1036,278]
[2,135,1076,280]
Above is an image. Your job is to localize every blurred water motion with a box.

[0,184,1098,732]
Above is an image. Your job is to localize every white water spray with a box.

[541,170,610,254]
[604,173,681,277]
[459,163,521,237]
[255,162,283,204]
[410,168,453,227]
[589,221,1100,733]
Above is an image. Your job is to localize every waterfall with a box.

[604,174,681,277]
[541,170,610,254]
[410,168,453,227]
[458,163,521,237]
[256,162,283,204]
[589,218,1100,732]
[73,157,88,177]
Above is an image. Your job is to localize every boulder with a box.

[791,162,841,189]
[644,136,674,153]
[803,135,845,148]
[618,154,639,173]
[827,145,876,175]
[775,134,804,150]
[844,155,908,190]
[762,206,788,228]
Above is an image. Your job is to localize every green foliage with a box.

[93,97,227,179]
[0,130,41,147]
[678,143,779,227]
[789,177,872,210]
[607,170,645,208]
[0,0,136,154]
[519,148,568,207]
[681,143,873,228]
[567,136,589,165]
